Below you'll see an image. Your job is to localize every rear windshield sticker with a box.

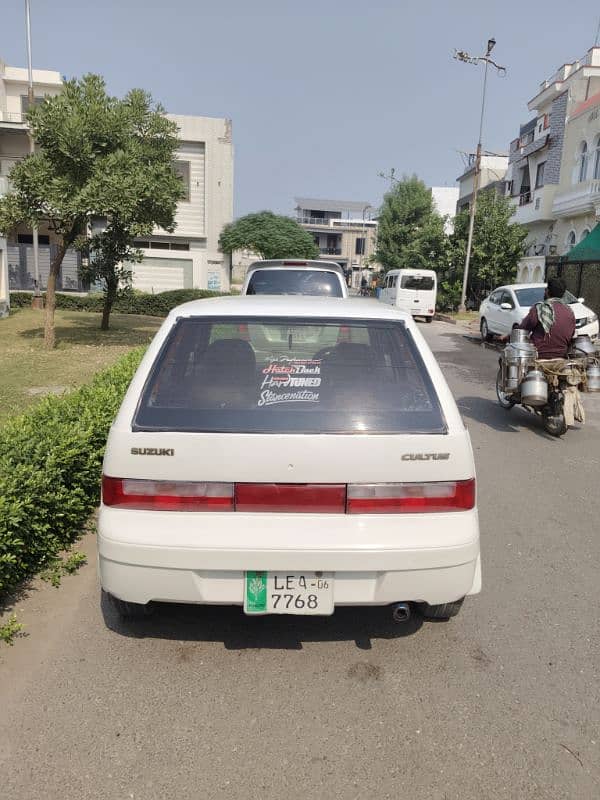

[258,358,321,406]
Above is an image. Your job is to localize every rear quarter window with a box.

[133,317,446,434]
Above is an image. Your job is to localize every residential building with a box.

[430,186,459,233]
[0,57,63,313]
[0,60,234,305]
[508,47,600,282]
[130,115,233,293]
[456,154,508,214]
[294,197,379,287]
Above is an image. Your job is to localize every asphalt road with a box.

[1,320,599,800]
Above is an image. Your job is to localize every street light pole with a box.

[25,0,41,302]
[454,39,506,312]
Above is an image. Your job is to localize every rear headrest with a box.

[204,339,256,381]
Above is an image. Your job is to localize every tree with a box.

[375,175,448,272]
[81,223,141,331]
[449,191,528,306]
[219,211,319,260]
[0,75,182,347]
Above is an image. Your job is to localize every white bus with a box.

[379,269,437,323]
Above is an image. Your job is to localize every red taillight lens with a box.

[346,479,475,513]
[235,483,346,513]
[102,476,234,511]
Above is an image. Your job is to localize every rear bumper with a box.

[97,506,481,607]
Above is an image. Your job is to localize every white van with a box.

[380,269,437,323]
[98,296,480,624]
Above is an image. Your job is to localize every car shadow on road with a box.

[101,593,425,650]
[458,394,568,440]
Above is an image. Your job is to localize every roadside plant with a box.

[0,614,24,646]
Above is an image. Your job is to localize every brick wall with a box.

[545,91,568,185]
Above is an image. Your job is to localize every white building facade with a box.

[456,155,508,214]
[430,186,459,233]
[130,115,233,293]
[507,47,600,282]
[0,57,63,314]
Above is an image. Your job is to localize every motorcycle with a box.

[495,331,600,437]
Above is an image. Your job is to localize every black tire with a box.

[480,318,492,342]
[543,413,567,437]
[496,367,516,409]
[104,590,152,620]
[419,598,464,620]
[425,316,433,323]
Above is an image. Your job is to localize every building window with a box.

[150,241,170,250]
[580,228,591,242]
[170,242,190,251]
[174,160,191,201]
[20,95,45,114]
[567,230,577,249]
[578,142,589,183]
[594,135,600,180]
[535,162,546,189]
[17,233,50,245]
[355,238,365,256]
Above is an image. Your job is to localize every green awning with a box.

[566,223,600,262]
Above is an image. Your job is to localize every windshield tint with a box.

[134,317,445,434]
[515,287,578,306]
[400,276,435,290]
[246,269,344,297]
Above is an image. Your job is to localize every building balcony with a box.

[511,185,557,224]
[319,247,342,256]
[0,110,27,127]
[552,179,600,218]
[298,216,336,227]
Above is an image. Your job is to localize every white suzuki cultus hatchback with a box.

[99,296,480,623]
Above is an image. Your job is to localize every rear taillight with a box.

[346,479,475,513]
[235,483,346,513]
[102,476,234,511]
[102,477,475,513]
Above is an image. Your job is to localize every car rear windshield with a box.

[133,317,446,434]
[400,275,435,291]
[246,269,344,297]
[514,287,578,307]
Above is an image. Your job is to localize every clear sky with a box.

[2,0,600,216]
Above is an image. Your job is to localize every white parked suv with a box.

[241,259,348,297]
[98,296,480,624]
[479,283,599,341]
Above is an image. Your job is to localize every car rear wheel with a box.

[480,318,492,341]
[425,316,433,323]
[103,590,152,621]
[418,598,464,620]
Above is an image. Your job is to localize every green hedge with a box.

[0,348,144,597]
[9,288,225,317]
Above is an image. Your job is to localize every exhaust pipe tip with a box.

[391,602,411,623]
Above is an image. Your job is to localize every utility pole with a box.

[25,0,42,307]
[454,39,506,312]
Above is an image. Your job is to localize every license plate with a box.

[244,571,334,615]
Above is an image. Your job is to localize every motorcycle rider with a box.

[502,277,575,358]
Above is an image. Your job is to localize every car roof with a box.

[246,259,345,275]
[169,295,413,322]
[386,268,437,275]
[496,283,546,291]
